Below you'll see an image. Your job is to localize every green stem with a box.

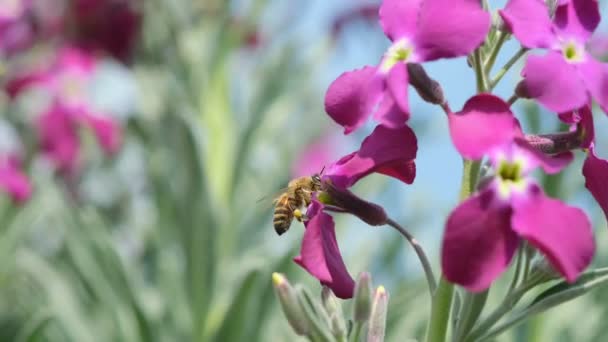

[489,47,528,90]
[484,30,507,75]
[507,245,524,296]
[465,274,542,342]
[425,277,455,342]
[425,158,482,342]
[473,49,487,93]
[453,290,489,342]
[349,322,364,342]
[386,218,437,296]
[459,159,482,200]
[507,94,519,106]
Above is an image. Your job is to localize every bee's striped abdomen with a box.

[273,195,297,235]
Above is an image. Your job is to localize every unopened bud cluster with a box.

[272,272,389,341]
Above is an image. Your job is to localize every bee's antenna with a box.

[319,165,326,176]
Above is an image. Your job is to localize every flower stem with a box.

[425,158,482,342]
[349,322,364,342]
[425,277,455,342]
[507,94,519,106]
[507,245,524,296]
[473,48,487,93]
[386,218,437,295]
[459,159,482,200]
[484,30,507,75]
[489,47,528,90]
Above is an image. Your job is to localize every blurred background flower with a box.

[0,0,607,341]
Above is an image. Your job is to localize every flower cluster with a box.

[0,0,141,203]
[282,0,607,304]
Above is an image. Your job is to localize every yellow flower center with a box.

[380,40,413,73]
[562,41,585,63]
[495,159,528,199]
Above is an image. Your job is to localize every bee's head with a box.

[311,173,321,184]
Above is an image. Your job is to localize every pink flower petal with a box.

[448,94,521,159]
[583,148,608,223]
[324,66,381,134]
[376,161,416,185]
[577,105,595,148]
[294,200,355,299]
[441,189,518,292]
[373,93,410,127]
[512,186,594,282]
[4,70,50,99]
[522,52,589,113]
[578,57,608,114]
[414,0,490,61]
[500,0,557,49]
[326,124,417,188]
[379,0,421,42]
[384,61,409,124]
[82,112,122,155]
[553,0,600,43]
[37,104,81,173]
[0,157,32,203]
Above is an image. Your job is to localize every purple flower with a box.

[7,48,122,173]
[500,0,608,114]
[0,155,31,203]
[0,0,34,55]
[558,105,608,225]
[442,94,595,292]
[71,0,142,63]
[325,0,490,134]
[294,125,417,298]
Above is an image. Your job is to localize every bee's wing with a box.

[256,187,290,209]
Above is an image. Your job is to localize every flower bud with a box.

[272,273,309,336]
[514,80,531,99]
[353,272,372,322]
[407,63,445,106]
[321,286,347,339]
[367,286,389,342]
[321,180,387,226]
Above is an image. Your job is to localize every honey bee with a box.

[272,173,323,235]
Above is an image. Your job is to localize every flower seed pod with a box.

[515,80,531,99]
[321,180,387,226]
[407,63,445,106]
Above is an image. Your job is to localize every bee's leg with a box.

[293,209,309,222]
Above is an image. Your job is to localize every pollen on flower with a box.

[380,39,413,73]
[561,41,585,63]
[495,160,528,199]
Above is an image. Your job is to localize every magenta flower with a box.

[442,94,594,292]
[325,0,490,134]
[588,33,608,60]
[71,0,142,62]
[0,155,31,203]
[294,124,417,298]
[558,105,608,225]
[7,48,122,172]
[0,0,34,55]
[500,0,608,114]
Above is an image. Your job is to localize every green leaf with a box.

[477,269,608,341]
